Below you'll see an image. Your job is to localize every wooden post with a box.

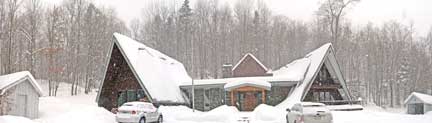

[262,90,265,104]
[231,91,234,106]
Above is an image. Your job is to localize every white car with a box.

[116,102,163,123]
[286,102,333,123]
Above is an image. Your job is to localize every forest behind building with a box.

[1,0,432,108]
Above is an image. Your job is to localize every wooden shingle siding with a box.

[7,79,39,119]
[98,44,143,111]
[232,55,269,77]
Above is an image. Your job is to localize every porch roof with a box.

[224,79,271,91]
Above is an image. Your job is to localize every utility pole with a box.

[192,78,195,112]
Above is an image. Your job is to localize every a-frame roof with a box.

[232,53,268,71]
[277,43,351,109]
[0,71,43,96]
[97,33,191,103]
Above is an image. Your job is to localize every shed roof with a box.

[0,71,43,96]
[404,92,432,105]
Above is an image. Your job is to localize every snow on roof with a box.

[224,79,271,91]
[232,53,268,71]
[271,58,311,82]
[0,71,43,96]
[183,76,298,86]
[112,33,192,103]
[276,43,332,109]
[183,58,311,87]
[404,92,432,104]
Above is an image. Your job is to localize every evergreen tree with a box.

[178,0,193,73]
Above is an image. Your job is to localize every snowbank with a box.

[34,93,116,123]
[252,104,286,123]
[332,110,432,123]
[35,106,116,123]
[0,115,36,123]
[159,105,239,123]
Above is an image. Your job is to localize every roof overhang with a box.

[224,80,271,91]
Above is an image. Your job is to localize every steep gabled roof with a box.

[97,33,191,103]
[277,43,351,109]
[0,71,43,96]
[271,58,311,82]
[232,53,268,71]
[404,92,432,104]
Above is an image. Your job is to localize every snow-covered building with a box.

[0,71,43,119]
[96,33,192,111]
[404,92,432,114]
[97,33,353,112]
[181,43,354,111]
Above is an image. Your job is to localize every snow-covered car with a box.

[286,102,333,123]
[116,102,163,123]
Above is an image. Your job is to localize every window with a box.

[117,91,127,107]
[137,89,146,99]
[117,89,145,107]
[127,90,137,102]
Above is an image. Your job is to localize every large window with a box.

[117,89,146,107]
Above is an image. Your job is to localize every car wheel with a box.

[139,117,146,123]
[157,115,163,123]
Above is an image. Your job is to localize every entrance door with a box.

[243,92,257,111]
[414,103,424,114]
[16,95,28,117]
[237,91,259,111]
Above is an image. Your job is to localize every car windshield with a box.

[303,104,324,107]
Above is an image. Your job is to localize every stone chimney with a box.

[222,64,233,78]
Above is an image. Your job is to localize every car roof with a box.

[300,102,325,106]
[124,101,153,105]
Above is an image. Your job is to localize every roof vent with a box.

[138,47,154,57]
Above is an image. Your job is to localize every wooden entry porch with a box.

[228,86,266,111]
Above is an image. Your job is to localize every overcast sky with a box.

[44,0,432,36]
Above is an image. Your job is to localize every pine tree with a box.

[178,0,193,75]
[179,0,192,18]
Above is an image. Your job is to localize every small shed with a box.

[404,92,432,114]
[0,71,43,119]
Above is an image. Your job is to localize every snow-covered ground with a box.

[1,82,432,123]
[0,92,116,123]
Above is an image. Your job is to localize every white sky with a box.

[43,0,432,36]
